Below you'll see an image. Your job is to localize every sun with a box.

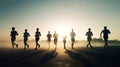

[56,25,70,41]
[52,19,72,41]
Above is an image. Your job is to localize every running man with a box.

[100,26,111,48]
[47,31,52,48]
[63,35,67,49]
[35,28,41,50]
[23,29,30,49]
[10,27,18,48]
[70,29,76,49]
[86,28,93,48]
[53,31,58,49]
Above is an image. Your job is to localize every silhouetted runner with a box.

[35,28,41,50]
[53,31,58,49]
[23,29,30,49]
[86,28,93,48]
[100,26,111,48]
[10,27,18,48]
[70,29,76,49]
[47,31,52,48]
[63,35,67,49]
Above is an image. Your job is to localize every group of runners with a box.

[10,26,111,49]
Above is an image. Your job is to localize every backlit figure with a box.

[23,29,30,49]
[86,28,93,48]
[100,26,111,48]
[10,27,18,48]
[35,28,41,50]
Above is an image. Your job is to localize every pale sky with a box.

[0,0,120,41]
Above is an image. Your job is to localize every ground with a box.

[0,45,120,67]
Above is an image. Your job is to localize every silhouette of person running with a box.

[10,27,18,48]
[47,31,52,48]
[100,26,111,48]
[35,28,41,50]
[70,29,76,49]
[53,31,58,49]
[86,28,93,48]
[63,35,67,49]
[23,29,30,49]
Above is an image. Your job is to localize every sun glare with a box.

[56,25,70,41]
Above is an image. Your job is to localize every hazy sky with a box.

[0,0,120,41]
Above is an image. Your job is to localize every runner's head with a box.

[12,27,15,31]
[48,31,50,34]
[25,29,27,32]
[88,28,91,31]
[36,28,39,31]
[72,29,73,32]
[104,26,107,30]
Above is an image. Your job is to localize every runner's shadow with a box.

[39,49,58,64]
[0,49,46,67]
[65,49,93,67]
